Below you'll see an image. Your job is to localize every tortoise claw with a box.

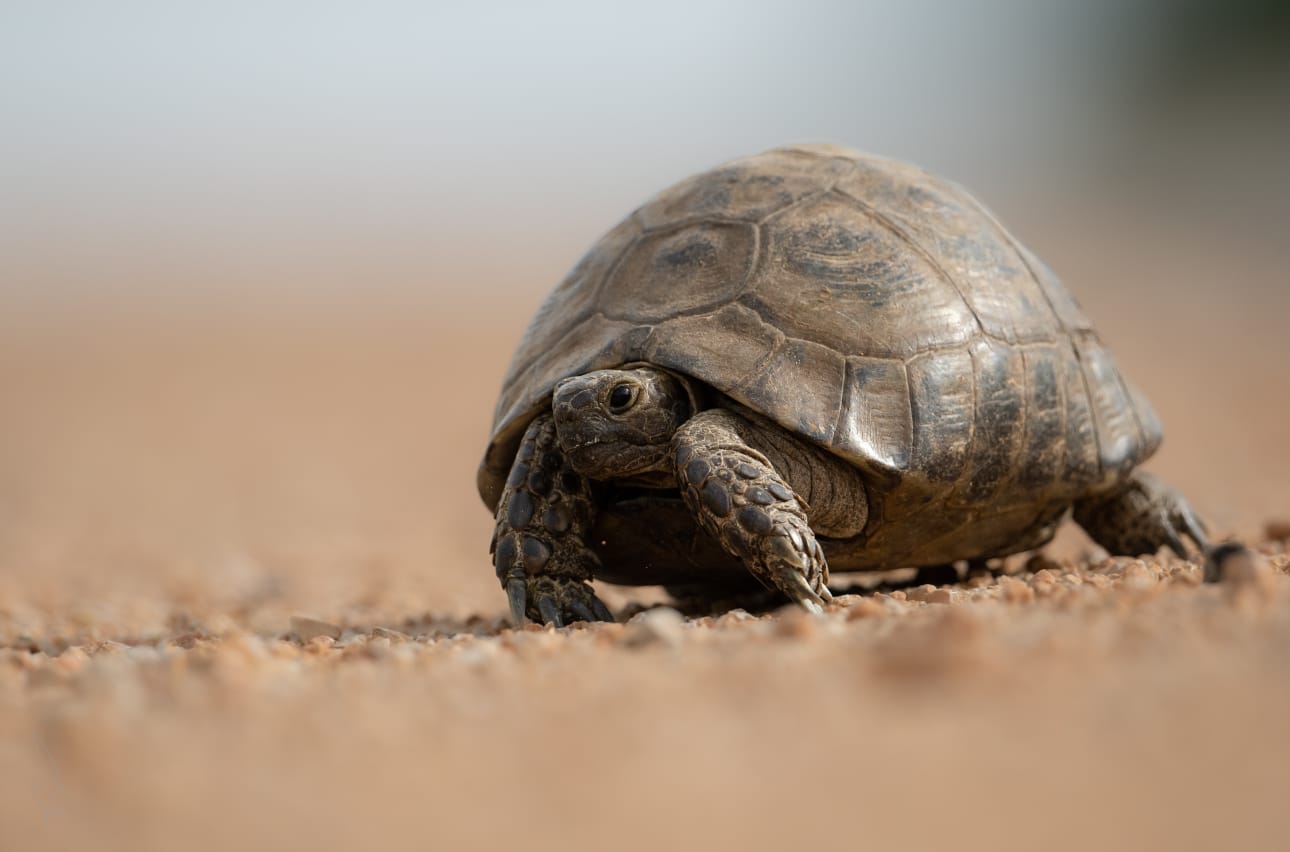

[537,596,564,627]
[784,572,825,614]
[506,578,529,626]
[765,533,828,613]
[1175,503,1210,553]
[1160,512,1189,560]
[590,597,616,623]
[505,575,614,627]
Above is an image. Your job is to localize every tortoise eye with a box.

[608,383,636,413]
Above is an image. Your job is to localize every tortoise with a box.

[478,143,1208,625]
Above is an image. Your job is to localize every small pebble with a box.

[905,584,939,603]
[623,607,686,648]
[371,626,410,642]
[1122,562,1156,589]
[774,606,818,638]
[54,646,90,673]
[845,598,887,620]
[926,588,954,605]
[304,636,336,654]
[715,609,753,626]
[291,615,343,642]
[998,576,1034,604]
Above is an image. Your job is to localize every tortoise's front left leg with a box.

[673,409,839,613]
[492,414,614,626]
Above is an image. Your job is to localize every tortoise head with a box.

[552,365,692,482]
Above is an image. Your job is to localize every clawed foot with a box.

[493,524,614,627]
[760,515,832,613]
[673,412,836,615]
[1074,471,1209,559]
[492,414,613,627]
[504,575,614,627]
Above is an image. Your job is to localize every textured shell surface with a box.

[479,144,1161,561]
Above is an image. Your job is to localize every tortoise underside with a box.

[587,489,1072,585]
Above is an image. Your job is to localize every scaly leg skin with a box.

[673,410,832,613]
[492,414,614,626]
[1073,471,1209,559]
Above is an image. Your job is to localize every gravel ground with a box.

[4,545,1290,852]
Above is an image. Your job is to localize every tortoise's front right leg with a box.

[492,414,614,626]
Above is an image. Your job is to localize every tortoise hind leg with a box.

[1073,471,1208,558]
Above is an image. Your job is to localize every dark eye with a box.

[608,383,636,413]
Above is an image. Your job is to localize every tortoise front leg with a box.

[492,414,614,626]
[673,410,833,613]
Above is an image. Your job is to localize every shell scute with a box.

[748,191,978,359]
[599,221,756,323]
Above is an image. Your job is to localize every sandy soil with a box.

[2,208,1289,851]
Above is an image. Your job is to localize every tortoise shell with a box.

[479,144,1161,570]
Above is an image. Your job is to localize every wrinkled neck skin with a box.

[551,365,698,487]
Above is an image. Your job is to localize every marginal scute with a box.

[1059,339,1103,488]
[737,336,846,447]
[907,349,975,484]
[1016,344,1067,489]
[833,356,912,476]
[1015,242,1095,334]
[494,313,643,436]
[1126,382,1164,459]
[643,303,779,394]
[954,338,1024,505]
[1077,337,1143,477]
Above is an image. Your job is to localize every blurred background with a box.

[4,5,1290,852]
[1,0,1287,614]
